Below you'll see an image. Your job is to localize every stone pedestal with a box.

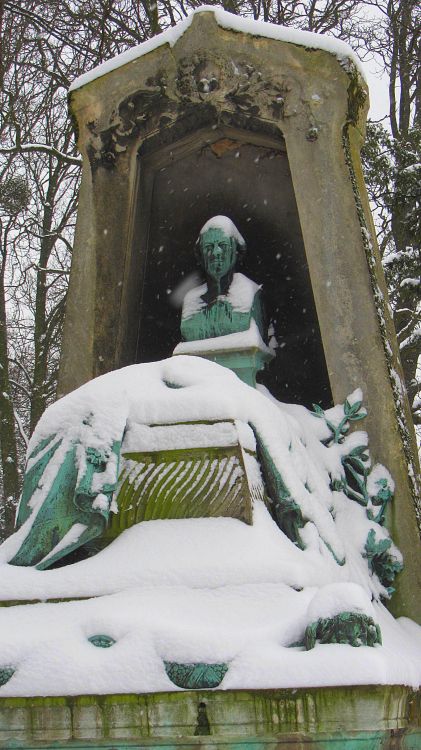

[0,687,419,748]
[174,339,274,388]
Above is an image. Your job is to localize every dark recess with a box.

[136,139,332,409]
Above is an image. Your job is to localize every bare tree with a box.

[361,0,420,424]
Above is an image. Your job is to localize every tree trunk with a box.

[0,263,20,535]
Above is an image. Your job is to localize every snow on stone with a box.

[175,319,273,355]
[0,565,420,696]
[69,6,366,93]
[123,421,240,452]
[306,582,376,621]
[0,356,419,696]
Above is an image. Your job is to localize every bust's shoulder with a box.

[228,273,262,313]
[181,282,207,320]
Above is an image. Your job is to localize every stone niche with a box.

[133,128,331,406]
[61,10,420,619]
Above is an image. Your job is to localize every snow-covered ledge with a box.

[69,5,366,92]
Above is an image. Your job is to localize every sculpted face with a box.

[200,227,237,281]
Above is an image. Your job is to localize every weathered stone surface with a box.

[59,10,420,621]
[0,687,419,747]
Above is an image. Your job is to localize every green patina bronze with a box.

[312,396,367,445]
[252,423,348,565]
[364,529,403,596]
[312,398,402,596]
[0,669,14,688]
[164,661,229,690]
[9,438,121,570]
[88,635,116,648]
[254,428,305,549]
[179,217,274,387]
[304,611,382,650]
[180,221,261,341]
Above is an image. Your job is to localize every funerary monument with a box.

[0,7,419,749]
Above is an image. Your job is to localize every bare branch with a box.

[0,143,82,166]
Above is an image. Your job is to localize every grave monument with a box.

[0,7,420,749]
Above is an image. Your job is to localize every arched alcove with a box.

[120,124,332,408]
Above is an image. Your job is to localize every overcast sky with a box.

[365,62,389,122]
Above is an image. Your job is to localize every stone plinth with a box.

[174,338,274,388]
[0,687,419,748]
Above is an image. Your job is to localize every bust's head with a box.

[197,216,246,282]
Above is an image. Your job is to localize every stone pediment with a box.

[69,8,367,170]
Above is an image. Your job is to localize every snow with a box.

[180,273,261,320]
[38,523,88,566]
[0,356,419,696]
[174,319,273,356]
[226,274,261,312]
[69,6,366,93]
[179,281,207,319]
[400,163,421,175]
[0,550,420,696]
[306,582,375,621]
[400,277,420,288]
[199,216,245,247]
[123,421,241,452]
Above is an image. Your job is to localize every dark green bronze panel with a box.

[303,612,382,649]
[164,661,229,689]
[9,439,121,570]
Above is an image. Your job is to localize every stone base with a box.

[173,344,274,388]
[0,687,419,748]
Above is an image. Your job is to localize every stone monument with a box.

[0,8,420,749]
[58,6,419,622]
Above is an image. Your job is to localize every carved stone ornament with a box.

[86,54,294,169]
[86,72,175,168]
[176,53,291,119]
